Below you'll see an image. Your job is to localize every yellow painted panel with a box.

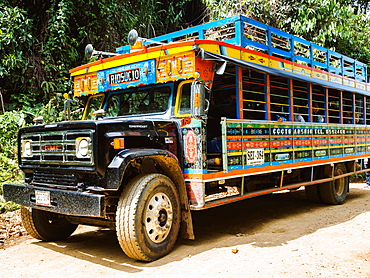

[355,82,366,90]
[343,79,355,88]
[70,46,195,76]
[73,73,98,97]
[222,47,242,59]
[269,59,292,72]
[161,46,196,55]
[311,71,328,81]
[241,52,268,66]
[292,65,311,76]
[197,44,221,54]
[328,75,343,84]
[157,53,195,83]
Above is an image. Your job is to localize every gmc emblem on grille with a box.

[43,145,62,151]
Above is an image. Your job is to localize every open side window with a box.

[175,81,192,117]
[83,94,104,120]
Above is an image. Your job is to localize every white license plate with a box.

[35,190,51,206]
[246,148,265,165]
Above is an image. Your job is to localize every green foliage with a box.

[277,0,370,63]
[0,152,21,184]
[0,111,25,183]
[0,194,20,213]
[0,4,36,104]
[0,0,192,112]
[0,111,25,157]
[0,0,194,187]
[350,173,365,183]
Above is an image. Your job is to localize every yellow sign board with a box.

[73,73,98,97]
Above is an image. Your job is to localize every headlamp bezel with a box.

[76,137,91,158]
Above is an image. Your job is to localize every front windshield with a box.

[84,85,172,119]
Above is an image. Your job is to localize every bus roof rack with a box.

[117,15,368,83]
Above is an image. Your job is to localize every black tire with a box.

[21,206,78,241]
[305,184,322,203]
[319,164,349,205]
[116,174,181,261]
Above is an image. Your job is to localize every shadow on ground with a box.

[34,185,370,271]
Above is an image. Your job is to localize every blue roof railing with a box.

[116,15,368,83]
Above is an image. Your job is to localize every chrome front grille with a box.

[20,129,94,166]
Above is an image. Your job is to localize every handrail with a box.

[117,15,368,83]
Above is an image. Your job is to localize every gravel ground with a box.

[0,183,369,278]
[0,209,28,249]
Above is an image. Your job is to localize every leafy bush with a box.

[350,173,366,183]
[0,111,25,183]
[0,193,20,213]
[1,1,193,110]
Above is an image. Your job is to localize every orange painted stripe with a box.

[183,153,369,181]
[69,41,197,74]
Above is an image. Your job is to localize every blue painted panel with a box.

[241,38,269,52]
[97,59,156,92]
[271,48,292,59]
[294,56,311,65]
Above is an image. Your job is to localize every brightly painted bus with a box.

[4,15,370,261]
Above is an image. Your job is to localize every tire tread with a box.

[319,164,348,205]
[21,206,44,240]
[116,173,180,261]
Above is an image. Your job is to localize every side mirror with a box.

[92,109,105,120]
[191,81,206,117]
[33,116,43,125]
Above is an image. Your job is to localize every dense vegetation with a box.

[0,0,199,188]
[0,0,369,206]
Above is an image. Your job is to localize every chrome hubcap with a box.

[144,193,173,243]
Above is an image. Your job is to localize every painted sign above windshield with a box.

[97,59,156,92]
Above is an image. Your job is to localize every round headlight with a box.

[22,141,32,157]
[77,138,89,157]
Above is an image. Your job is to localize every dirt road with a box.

[1,183,370,278]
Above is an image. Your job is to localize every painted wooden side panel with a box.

[196,119,370,182]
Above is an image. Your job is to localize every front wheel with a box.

[116,174,181,261]
[21,207,78,241]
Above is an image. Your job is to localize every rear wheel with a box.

[21,207,78,241]
[116,174,181,261]
[319,164,349,205]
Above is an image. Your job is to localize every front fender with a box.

[103,148,195,239]
[103,148,178,190]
